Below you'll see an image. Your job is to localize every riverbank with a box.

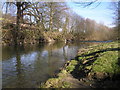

[2,28,115,46]
[40,41,120,88]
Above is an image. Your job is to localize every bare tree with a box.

[4,1,31,45]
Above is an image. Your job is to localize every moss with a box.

[66,65,75,73]
[78,57,83,60]
[85,66,92,70]
[41,78,62,88]
[58,69,68,78]
[41,73,71,88]
[62,81,71,88]
[70,60,78,65]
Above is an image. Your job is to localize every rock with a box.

[87,72,94,80]
[87,72,109,81]
[95,72,108,80]
[90,84,92,87]
[79,79,83,81]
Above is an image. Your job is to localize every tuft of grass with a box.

[66,60,78,73]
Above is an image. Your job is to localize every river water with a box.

[2,42,99,88]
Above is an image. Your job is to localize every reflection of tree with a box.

[15,46,25,88]
[47,47,53,76]
[63,45,68,60]
[45,42,65,51]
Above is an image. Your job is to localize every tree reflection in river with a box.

[15,46,25,88]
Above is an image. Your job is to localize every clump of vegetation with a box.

[66,60,78,73]
[40,78,71,88]
[43,31,65,42]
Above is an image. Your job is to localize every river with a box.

[2,42,100,88]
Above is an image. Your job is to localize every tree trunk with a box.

[14,2,21,45]
[49,3,53,31]
[17,2,21,30]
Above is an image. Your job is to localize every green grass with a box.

[92,51,120,74]
[77,41,119,79]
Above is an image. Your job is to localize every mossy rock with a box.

[61,81,71,88]
[43,78,61,88]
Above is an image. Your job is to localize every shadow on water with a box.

[71,47,120,88]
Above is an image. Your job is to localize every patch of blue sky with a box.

[66,2,115,27]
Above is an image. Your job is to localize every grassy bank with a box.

[40,41,120,88]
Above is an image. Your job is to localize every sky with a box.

[66,2,115,27]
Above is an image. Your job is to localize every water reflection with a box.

[15,46,25,87]
[2,42,99,88]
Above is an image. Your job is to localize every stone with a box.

[95,72,108,80]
